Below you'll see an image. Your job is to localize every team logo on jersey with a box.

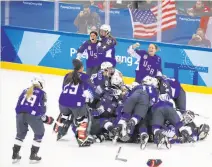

[143,54,148,59]
[88,46,91,50]
[106,39,112,45]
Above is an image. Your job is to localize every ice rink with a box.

[0,69,212,167]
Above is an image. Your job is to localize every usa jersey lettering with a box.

[77,40,100,68]
[127,46,162,83]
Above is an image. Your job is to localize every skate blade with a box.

[140,139,148,150]
[165,138,171,149]
[29,160,41,164]
[140,142,147,150]
[12,159,20,164]
[157,138,165,149]
[113,136,118,144]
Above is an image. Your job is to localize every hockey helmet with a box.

[31,75,45,89]
[142,76,159,88]
[101,61,113,70]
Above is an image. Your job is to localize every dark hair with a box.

[150,43,159,51]
[90,31,98,36]
[64,59,83,85]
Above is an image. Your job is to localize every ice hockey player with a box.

[12,76,54,163]
[90,61,123,102]
[56,59,94,147]
[127,42,162,83]
[168,110,210,144]
[88,74,124,142]
[156,76,186,112]
[97,24,117,67]
[151,87,195,149]
[76,31,102,77]
[110,76,159,146]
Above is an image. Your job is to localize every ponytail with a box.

[26,85,34,99]
[64,59,83,85]
[109,34,117,45]
[64,70,82,86]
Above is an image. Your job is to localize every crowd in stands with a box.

[58,0,212,48]
[59,0,212,14]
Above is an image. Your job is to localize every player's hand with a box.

[132,42,140,49]
[42,115,54,125]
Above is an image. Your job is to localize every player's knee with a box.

[34,134,44,141]
[16,131,27,141]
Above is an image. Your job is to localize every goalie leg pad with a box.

[75,116,93,147]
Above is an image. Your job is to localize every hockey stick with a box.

[193,113,210,120]
[115,147,127,162]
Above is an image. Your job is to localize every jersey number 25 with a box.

[63,84,79,95]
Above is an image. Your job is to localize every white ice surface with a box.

[0,69,212,167]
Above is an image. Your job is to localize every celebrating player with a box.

[12,76,54,163]
[127,43,162,83]
[57,59,94,147]
[97,24,117,67]
[77,31,102,77]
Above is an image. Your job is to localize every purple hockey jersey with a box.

[166,78,181,99]
[91,70,111,88]
[127,46,162,83]
[125,84,159,106]
[59,72,94,108]
[77,40,101,68]
[97,36,117,67]
[15,87,46,116]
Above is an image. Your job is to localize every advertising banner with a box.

[1,26,212,87]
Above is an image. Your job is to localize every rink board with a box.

[1,62,212,94]
[1,26,212,94]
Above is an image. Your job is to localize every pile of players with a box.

[54,61,210,149]
[11,24,210,164]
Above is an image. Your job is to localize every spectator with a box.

[187,0,210,17]
[131,0,156,10]
[204,0,212,9]
[188,28,211,48]
[89,0,99,6]
[74,4,101,34]
[113,0,132,9]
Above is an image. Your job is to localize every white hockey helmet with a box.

[101,61,113,70]
[100,24,111,33]
[131,82,139,89]
[31,75,45,89]
[142,76,159,88]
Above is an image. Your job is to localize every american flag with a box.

[130,0,177,38]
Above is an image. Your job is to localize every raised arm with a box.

[127,43,141,60]
[76,41,88,60]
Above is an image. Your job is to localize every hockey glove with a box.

[41,115,54,125]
